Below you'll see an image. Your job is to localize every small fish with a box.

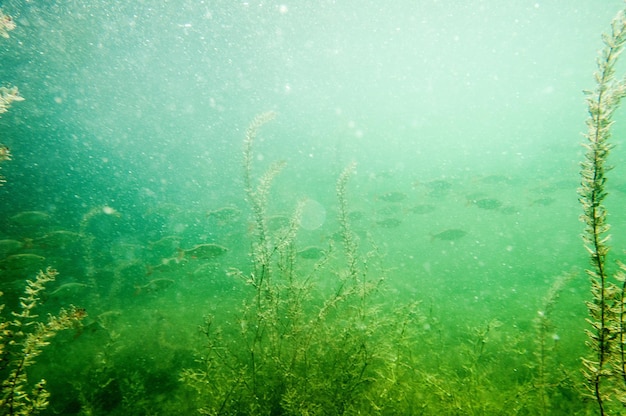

[378,205,402,217]
[410,204,436,215]
[135,278,175,294]
[425,180,453,197]
[472,198,503,210]
[148,235,182,255]
[480,174,512,184]
[267,215,291,231]
[0,239,23,256]
[378,191,407,203]
[376,218,402,228]
[149,235,181,246]
[147,256,188,275]
[431,229,467,241]
[34,230,82,248]
[0,253,45,270]
[531,197,555,206]
[500,205,520,215]
[347,211,364,221]
[298,246,325,260]
[9,211,51,226]
[180,243,228,259]
[207,206,241,222]
[48,282,92,298]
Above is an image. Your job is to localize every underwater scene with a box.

[3,0,626,415]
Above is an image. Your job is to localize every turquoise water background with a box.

[1,1,626,414]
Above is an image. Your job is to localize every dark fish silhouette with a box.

[298,246,325,260]
[378,191,407,202]
[180,243,228,259]
[410,204,436,214]
[473,198,503,210]
[376,218,402,228]
[431,229,467,241]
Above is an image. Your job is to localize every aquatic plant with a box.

[0,9,22,186]
[181,114,421,414]
[0,145,10,187]
[0,268,86,416]
[0,86,22,117]
[579,6,626,414]
[531,271,574,415]
[0,10,15,39]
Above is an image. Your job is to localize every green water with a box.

[0,1,625,414]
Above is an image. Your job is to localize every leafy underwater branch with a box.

[0,268,86,416]
[0,86,23,117]
[531,271,574,415]
[241,110,282,292]
[0,9,16,39]
[0,9,23,186]
[579,7,626,415]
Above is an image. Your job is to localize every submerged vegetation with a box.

[579,9,626,414]
[181,114,416,414]
[0,268,86,416]
[2,3,626,416]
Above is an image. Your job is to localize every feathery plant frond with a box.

[242,111,280,290]
[0,9,16,39]
[0,9,21,186]
[336,162,359,282]
[579,8,626,415]
[532,271,574,415]
[0,268,86,416]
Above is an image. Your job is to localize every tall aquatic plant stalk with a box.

[579,8,626,414]
[242,111,279,292]
[336,162,359,282]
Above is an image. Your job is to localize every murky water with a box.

[0,1,624,414]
